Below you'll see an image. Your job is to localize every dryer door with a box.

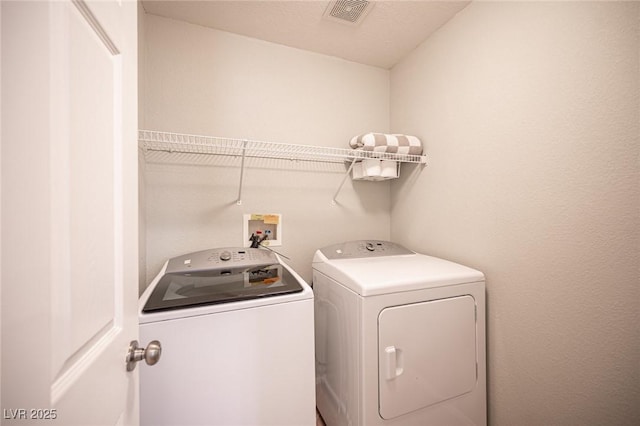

[378,295,477,420]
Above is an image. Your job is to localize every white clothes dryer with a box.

[139,247,315,426]
[313,240,486,426]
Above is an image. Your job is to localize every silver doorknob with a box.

[126,340,162,372]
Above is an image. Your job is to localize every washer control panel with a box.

[165,247,278,274]
[318,240,414,260]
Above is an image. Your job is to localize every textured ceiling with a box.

[141,1,471,69]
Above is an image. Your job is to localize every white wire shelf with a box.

[138,130,428,205]
[138,130,428,164]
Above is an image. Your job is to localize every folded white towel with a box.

[380,160,398,178]
[362,158,381,177]
[349,133,423,155]
[352,159,399,181]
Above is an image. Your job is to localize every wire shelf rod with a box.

[139,130,428,206]
[139,130,428,164]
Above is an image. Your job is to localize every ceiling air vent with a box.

[323,0,374,26]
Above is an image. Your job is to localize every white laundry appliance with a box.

[313,240,486,426]
[138,247,315,426]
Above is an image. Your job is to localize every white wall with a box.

[390,2,640,425]
[141,15,390,287]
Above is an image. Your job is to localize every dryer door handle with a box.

[384,346,404,380]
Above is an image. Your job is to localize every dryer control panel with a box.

[318,240,414,260]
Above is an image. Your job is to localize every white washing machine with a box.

[313,240,486,426]
[139,247,315,426]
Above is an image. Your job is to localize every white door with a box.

[1,0,139,424]
[378,296,478,420]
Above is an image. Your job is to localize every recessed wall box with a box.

[243,214,282,247]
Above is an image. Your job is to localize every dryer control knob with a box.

[220,250,232,261]
[365,242,375,251]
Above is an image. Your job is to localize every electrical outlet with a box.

[243,214,282,247]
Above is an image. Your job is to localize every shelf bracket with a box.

[331,158,358,205]
[236,140,248,205]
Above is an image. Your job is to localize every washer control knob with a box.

[365,242,375,251]
[220,250,232,261]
